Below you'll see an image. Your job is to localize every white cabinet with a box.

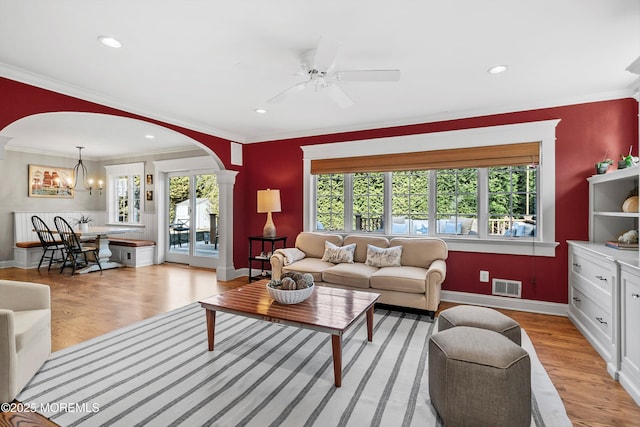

[568,242,620,378]
[619,263,640,405]
[568,164,640,403]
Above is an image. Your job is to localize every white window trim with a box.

[301,120,560,257]
[104,162,145,225]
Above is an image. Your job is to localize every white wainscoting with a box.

[13,211,157,269]
[13,211,156,243]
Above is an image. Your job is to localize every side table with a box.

[248,236,287,282]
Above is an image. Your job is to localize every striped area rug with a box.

[18,303,571,426]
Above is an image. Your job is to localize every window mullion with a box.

[344,174,354,231]
[383,171,392,234]
[428,169,437,236]
[478,168,488,238]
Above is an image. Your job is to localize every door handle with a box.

[595,317,607,325]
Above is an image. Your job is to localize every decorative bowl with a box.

[266,282,314,304]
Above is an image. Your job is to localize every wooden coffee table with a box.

[198,281,380,387]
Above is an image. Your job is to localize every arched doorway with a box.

[1,112,237,278]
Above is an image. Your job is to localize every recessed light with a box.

[144,134,155,139]
[98,36,122,48]
[255,109,267,114]
[488,65,508,74]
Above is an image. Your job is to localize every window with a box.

[391,170,429,234]
[104,163,144,225]
[303,120,559,256]
[353,172,384,232]
[314,165,531,239]
[436,168,478,235]
[488,165,537,237]
[316,173,344,231]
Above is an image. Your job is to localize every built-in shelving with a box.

[588,164,640,251]
[570,162,640,405]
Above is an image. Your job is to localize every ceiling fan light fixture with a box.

[98,36,123,48]
[488,64,508,74]
[255,109,267,114]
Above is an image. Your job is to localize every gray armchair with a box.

[0,280,51,403]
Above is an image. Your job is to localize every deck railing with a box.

[351,214,533,236]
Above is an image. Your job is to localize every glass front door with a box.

[166,172,219,267]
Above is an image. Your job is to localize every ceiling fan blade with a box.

[313,37,340,72]
[326,83,354,108]
[266,81,308,104]
[335,69,401,82]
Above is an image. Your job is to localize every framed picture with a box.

[146,174,153,185]
[146,190,153,201]
[28,164,74,198]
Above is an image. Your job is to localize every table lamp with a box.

[257,189,281,238]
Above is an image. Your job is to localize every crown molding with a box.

[244,89,633,143]
[4,143,197,162]
[1,62,634,146]
[0,63,246,143]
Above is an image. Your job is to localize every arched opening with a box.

[0,112,236,277]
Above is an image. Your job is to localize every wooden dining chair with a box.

[31,215,66,271]
[53,216,102,275]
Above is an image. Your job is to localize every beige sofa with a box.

[0,280,51,403]
[270,232,448,316]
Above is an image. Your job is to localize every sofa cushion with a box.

[370,266,427,293]
[343,235,389,263]
[295,232,343,259]
[282,258,336,283]
[13,309,50,352]
[322,262,378,289]
[321,241,356,264]
[389,237,448,268]
[365,244,402,267]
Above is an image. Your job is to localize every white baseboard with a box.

[441,290,569,317]
[0,260,15,269]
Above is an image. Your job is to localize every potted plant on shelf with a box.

[75,215,93,232]
[596,158,613,174]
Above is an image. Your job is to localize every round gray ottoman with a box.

[429,326,531,427]
[438,305,522,345]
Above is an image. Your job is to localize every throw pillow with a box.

[365,244,402,267]
[321,241,356,264]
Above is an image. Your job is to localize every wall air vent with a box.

[492,278,522,298]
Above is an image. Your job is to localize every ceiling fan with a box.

[266,37,401,108]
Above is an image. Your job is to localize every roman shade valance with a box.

[310,141,540,174]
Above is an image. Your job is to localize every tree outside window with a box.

[316,174,345,231]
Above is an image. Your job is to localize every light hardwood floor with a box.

[1,264,639,426]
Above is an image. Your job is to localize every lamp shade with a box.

[257,189,281,213]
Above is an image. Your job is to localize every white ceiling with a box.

[0,0,639,159]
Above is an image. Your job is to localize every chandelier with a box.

[72,146,103,195]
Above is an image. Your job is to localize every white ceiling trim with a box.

[1,62,633,146]
[247,89,632,143]
[4,144,198,162]
[0,63,245,143]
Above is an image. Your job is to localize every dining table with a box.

[73,225,137,274]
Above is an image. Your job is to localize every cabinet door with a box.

[622,276,640,372]
[620,268,640,405]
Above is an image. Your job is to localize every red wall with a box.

[244,99,639,304]
[2,77,638,304]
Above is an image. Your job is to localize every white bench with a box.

[14,239,156,269]
[107,238,156,268]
